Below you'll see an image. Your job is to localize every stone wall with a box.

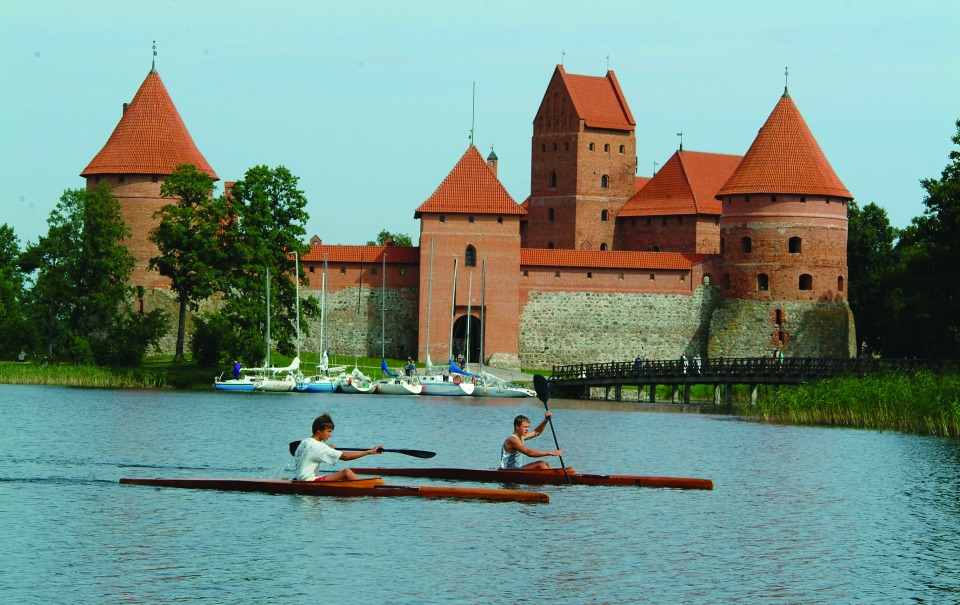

[519,286,720,368]
[707,299,856,359]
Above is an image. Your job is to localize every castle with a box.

[82,64,856,369]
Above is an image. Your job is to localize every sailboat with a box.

[296,253,341,393]
[374,252,422,395]
[338,263,374,394]
[419,255,474,396]
[470,253,534,398]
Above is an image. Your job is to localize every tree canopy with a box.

[367,229,413,247]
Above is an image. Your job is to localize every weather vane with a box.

[561,50,565,66]
[784,66,790,96]
[677,131,684,151]
[151,41,157,71]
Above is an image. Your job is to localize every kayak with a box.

[118,477,549,503]
[348,467,714,490]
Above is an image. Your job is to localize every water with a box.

[1,385,959,604]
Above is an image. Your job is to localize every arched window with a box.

[600,243,608,251]
[465,245,476,267]
[548,208,555,222]
[619,145,625,153]
[601,175,609,188]
[742,237,752,253]
[589,143,595,151]
[604,144,610,152]
[789,237,802,253]
[703,274,711,285]
[757,273,769,291]
[550,171,557,189]
[799,274,813,290]
[601,209,609,222]
[838,276,844,291]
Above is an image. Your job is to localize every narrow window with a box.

[399,268,406,276]
[600,243,607,251]
[742,237,752,253]
[587,272,593,279]
[662,217,668,227]
[703,274,711,285]
[601,209,609,222]
[548,208,555,222]
[838,276,844,291]
[757,273,769,290]
[589,143,595,151]
[119,176,125,184]
[547,241,554,249]
[720,237,725,254]
[523,270,528,277]
[152,175,159,183]
[619,145,625,153]
[541,143,546,152]
[775,309,784,325]
[564,142,569,151]
[771,195,777,202]
[440,215,445,223]
[309,266,315,274]
[649,273,655,280]
[340,266,346,274]
[789,237,802,253]
[604,144,610,152]
[799,274,813,290]
[550,172,557,188]
[371,266,377,275]
[601,175,609,188]
[555,271,561,278]
[465,245,476,267]
[652,245,660,252]
[800,196,807,203]
[680,273,686,281]
[646,217,652,227]
[469,216,475,224]
[619,273,625,281]
[497,216,503,224]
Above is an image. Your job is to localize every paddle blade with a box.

[289,440,301,456]
[288,441,436,459]
[533,374,550,405]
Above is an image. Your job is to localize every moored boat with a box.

[349,466,714,490]
[375,375,423,395]
[119,476,549,503]
[213,370,257,392]
[418,370,475,396]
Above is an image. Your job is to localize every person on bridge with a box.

[293,413,384,482]
[500,413,563,470]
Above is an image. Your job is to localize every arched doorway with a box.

[451,314,482,363]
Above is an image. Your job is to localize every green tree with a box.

[219,165,319,365]
[846,201,900,356]
[0,224,36,358]
[892,118,960,358]
[367,229,413,247]
[150,164,229,361]
[21,183,166,364]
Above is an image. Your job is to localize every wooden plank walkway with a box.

[548,357,960,403]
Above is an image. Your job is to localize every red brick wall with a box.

[615,214,721,254]
[719,194,848,302]
[87,174,171,290]
[418,213,521,362]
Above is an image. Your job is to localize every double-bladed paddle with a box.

[533,374,572,485]
[288,440,436,458]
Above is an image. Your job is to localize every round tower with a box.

[711,87,855,356]
[80,67,218,290]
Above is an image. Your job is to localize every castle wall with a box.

[707,298,856,358]
[518,286,720,368]
[615,214,721,254]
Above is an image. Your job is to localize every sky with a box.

[2,1,959,248]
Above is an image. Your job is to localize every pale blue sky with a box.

[2,1,958,248]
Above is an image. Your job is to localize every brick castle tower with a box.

[522,66,636,252]
[81,66,217,290]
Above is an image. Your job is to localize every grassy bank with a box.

[752,372,960,438]
[0,361,168,389]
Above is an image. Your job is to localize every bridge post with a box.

[724,384,732,405]
[649,384,657,403]
[683,384,691,404]
[614,385,622,401]
[671,385,679,403]
[750,384,759,406]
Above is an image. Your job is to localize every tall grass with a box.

[0,362,167,389]
[753,372,960,437]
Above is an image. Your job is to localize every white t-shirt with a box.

[294,437,343,480]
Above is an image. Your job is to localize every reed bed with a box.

[0,362,167,389]
[753,372,960,438]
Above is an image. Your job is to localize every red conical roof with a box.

[414,146,524,217]
[717,93,849,199]
[81,70,218,179]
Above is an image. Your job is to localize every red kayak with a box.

[348,467,714,490]
[119,477,549,503]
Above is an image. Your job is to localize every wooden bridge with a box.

[547,357,960,404]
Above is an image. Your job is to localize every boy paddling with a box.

[500,412,562,470]
[294,413,383,481]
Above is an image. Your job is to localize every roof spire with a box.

[469,81,475,146]
[606,53,610,71]
[151,41,157,73]
[783,66,790,98]
[677,131,684,152]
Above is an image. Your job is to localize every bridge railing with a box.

[550,357,960,382]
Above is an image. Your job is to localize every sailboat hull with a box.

[375,378,423,395]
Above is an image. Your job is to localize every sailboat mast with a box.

[294,251,300,360]
[381,252,386,377]
[355,265,362,370]
[479,252,485,373]
[265,267,271,367]
[449,257,458,362]
[465,272,472,366]
[322,253,328,361]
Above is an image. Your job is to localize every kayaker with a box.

[500,413,562,470]
[294,413,384,481]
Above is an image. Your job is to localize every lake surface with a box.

[1,385,959,604]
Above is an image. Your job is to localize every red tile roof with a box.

[81,70,218,179]
[552,65,636,131]
[717,93,851,199]
[414,146,525,217]
[303,243,420,264]
[520,248,711,270]
[619,151,742,217]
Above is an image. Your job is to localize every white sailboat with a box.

[252,267,297,392]
[338,263,374,394]
[420,255,474,396]
[296,253,340,393]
